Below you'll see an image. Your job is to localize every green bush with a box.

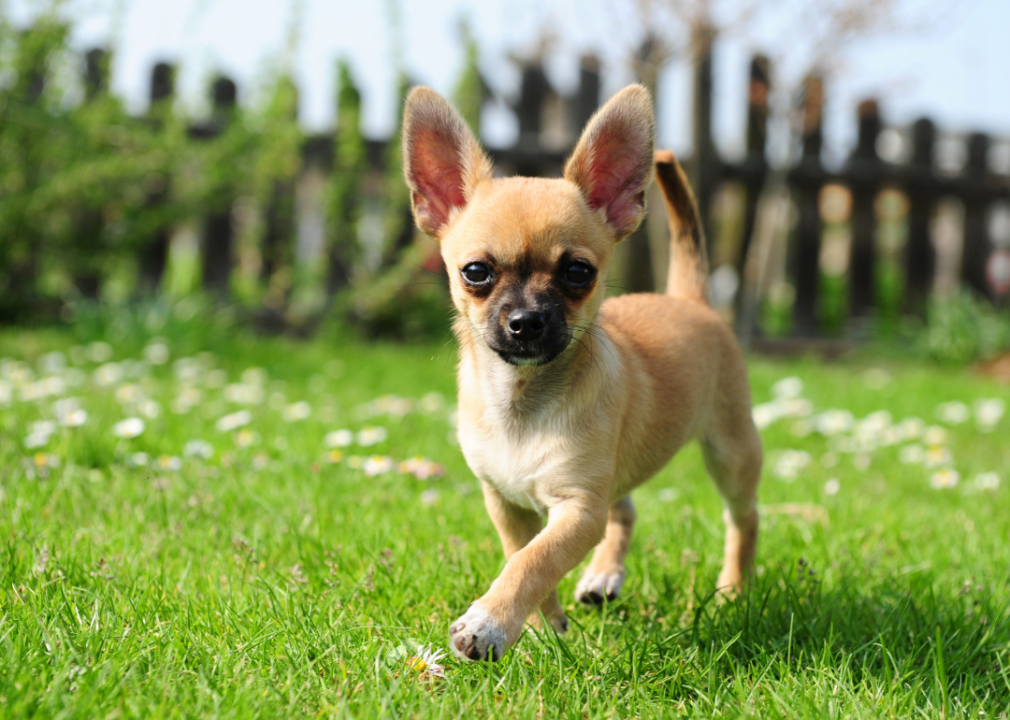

[920,292,1010,364]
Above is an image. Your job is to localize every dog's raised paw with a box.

[575,570,625,606]
[449,605,507,662]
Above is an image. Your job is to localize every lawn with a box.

[1,318,1009,718]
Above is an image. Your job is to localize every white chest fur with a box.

[456,399,575,515]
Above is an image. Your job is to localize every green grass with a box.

[1,324,1009,718]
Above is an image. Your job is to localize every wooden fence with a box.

[11,42,1010,337]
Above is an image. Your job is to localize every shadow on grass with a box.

[610,562,1010,708]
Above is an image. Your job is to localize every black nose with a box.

[507,310,546,340]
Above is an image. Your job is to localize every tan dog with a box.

[401,84,762,662]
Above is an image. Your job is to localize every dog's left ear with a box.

[564,84,655,238]
[402,87,493,239]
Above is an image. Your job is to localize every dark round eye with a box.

[461,262,492,286]
[562,261,595,287]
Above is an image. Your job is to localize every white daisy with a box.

[184,440,214,459]
[815,409,854,437]
[972,472,1000,491]
[143,342,170,366]
[974,399,1005,432]
[929,469,960,489]
[936,401,970,425]
[406,645,447,679]
[325,429,354,448]
[899,444,925,464]
[94,363,124,387]
[363,455,394,476]
[113,417,145,439]
[283,401,312,422]
[357,426,388,447]
[772,377,803,399]
[223,383,265,405]
[216,410,251,432]
[922,426,949,447]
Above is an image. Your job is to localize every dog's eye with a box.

[461,262,493,286]
[562,261,595,287]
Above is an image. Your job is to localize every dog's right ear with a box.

[402,87,493,239]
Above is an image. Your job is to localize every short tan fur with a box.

[402,84,763,662]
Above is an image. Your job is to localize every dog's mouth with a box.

[488,331,572,367]
[495,349,561,367]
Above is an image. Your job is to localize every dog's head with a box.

[402,85,654,366]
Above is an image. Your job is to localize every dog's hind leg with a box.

[701,400,762,594]
[575,495,636,605]
[481,482,569,634]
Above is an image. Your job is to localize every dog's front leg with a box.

[450,493,607,661]
[481,482,569,636]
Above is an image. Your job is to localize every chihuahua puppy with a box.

[402,84,762,662]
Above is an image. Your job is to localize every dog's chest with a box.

[457,412,569,514]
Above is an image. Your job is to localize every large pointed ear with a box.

[402,87,493,239]
[564,84,655,238]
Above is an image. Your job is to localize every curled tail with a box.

[654,150,708,302]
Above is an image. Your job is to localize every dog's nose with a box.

[507,310,546,340]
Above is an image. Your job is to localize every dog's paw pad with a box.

[575,570,625,606]
[449,605,506,662]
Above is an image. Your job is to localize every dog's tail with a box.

[654,150,708,303]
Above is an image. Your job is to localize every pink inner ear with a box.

[411,127,468,232]
[582,127,648,232]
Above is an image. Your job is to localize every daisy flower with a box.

[113,417,145,439]
[974,399,1005,432]
[357,426,388,447]
[24,432,50,449]
[972,472,1000,491]
[751,402,781,430]
[363,455,394,476]
[55,398,88,427]
[156,455,182,471]
[325,429,354,448]
[184,440,214,460]
[283,401,312,422]
[398,456,445,480]
[815,409,854,437]
[142,342,170,366]
[899,444,924,464]
[223,383,264,405]
[929,469,960,489]
[94,362,124,387]
[898,417,925,440]
[241,367,268,386]
[935,401,970,425]
[407,645,447,679]
[216,410,251,432]
[922,425,948,447]
[924,446,952,468]
[772,377,803,399]
[773,450,811,481]
[234,429,259,448]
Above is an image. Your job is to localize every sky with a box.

[10,0,1010,166]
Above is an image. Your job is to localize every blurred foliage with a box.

[452,23,482,136]
[0,7,473,340]
[324,61,365,300]
[919,292,1010,365]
